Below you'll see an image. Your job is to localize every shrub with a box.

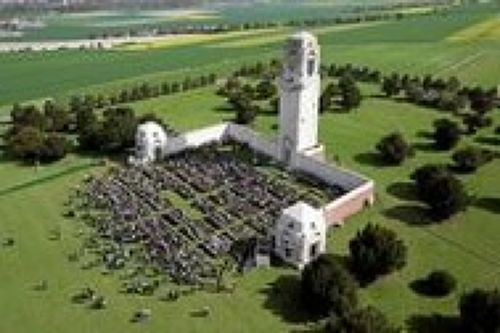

[452,146,493,173]
[326,306,399,333]
[376,132,413,165]
[432,118,461,150]
[411,164,468,220]
[300,254,358,317]
[349,224,407,284]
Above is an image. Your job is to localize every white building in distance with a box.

[273,202,327,269]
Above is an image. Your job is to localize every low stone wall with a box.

[323,181,375,226]
[293,151,368,191]
[226,124,279,158]
[165,123,228,156]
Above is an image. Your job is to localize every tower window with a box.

[307,59,315,76]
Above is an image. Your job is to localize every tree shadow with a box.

[473,197,500,214]
[353,152,387,167]
[383,204,432,226]
[386,182,419,201]
[475,135,500,146]
[416,130,434,140]
[413,142,436,152]
[214,105,234,114]
[406,313,461,333]
[260,274,316,324]
[408,279,449,298]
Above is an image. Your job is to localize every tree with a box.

[432,118,461,150]
[300,254,358,317]
[462,113,492,135]
[452,146,492,173]
[411,164,468,220]
[78,121,104,152]
[43,100,71,132]
[349,224,407,284]
[255,79,277,100]
[320,83,338,113]
[469,87,495,115]
[376,132,413,165]
[11,104,46,130]
[326,306,400,333]
[76,107,97,133]
[7,126,44,162]
[460,289,500,333]
[235,104,258,125]
[339,74,362,111]
[269,97,279,114]
[41,133,71,162]
[340,83,362,111]
[100,107,137,152]
[382,74,402,97]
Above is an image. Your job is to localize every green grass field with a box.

[1,4,500,332]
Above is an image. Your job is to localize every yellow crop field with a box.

[447,16,500,42]
[210,22,385,48]
[119,28,280,51]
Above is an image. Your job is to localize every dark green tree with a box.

[326,306,400,333]
[7,126,44,162]
[41,133,71,162]
[411,164,468,220]
[255,79,277,100]
[300,254,358,317]
[452,146,492,173]
[460,289,500,333]
[349,224,407,284]
[432,118,461,150]
[376,132,413,165]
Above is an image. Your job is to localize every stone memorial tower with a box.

[279,31,322,166]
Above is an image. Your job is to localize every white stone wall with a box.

[292,151,368,191]
[226,124,279,158]
[164,123,228,156]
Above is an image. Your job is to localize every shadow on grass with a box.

[408,279,450,299]
[413,142,436,152]
[214,104,234,113]
[473,197,500,214]
[0,162,95,198]
[386,182,419,201]
[260,274,316,325]
[406,313,460,333]
[353,152,387,167]
[383,204,432,226]
[416,130,434,140]
[475,135,500,146]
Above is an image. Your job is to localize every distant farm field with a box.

[1,5,499,107]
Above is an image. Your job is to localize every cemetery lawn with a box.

[1,84,500,332]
